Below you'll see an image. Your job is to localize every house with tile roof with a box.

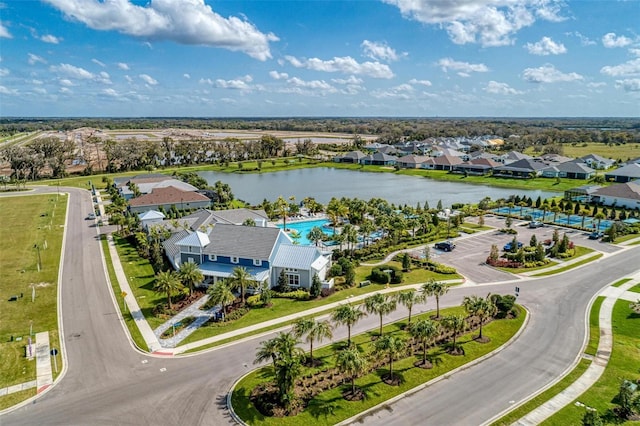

[333,150,366,164]
[493,158,547,178]
[541,161,596,180]
[421,154,464,171]
[579,154,615,170]
[453,158,501,175]
[128,186,211,214]
[396,154,430,169]
[591,181,640,209]
[604,163,640,183]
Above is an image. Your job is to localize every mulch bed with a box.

[342,387,365,401]
[413,360,433,369]
[381,373,402,386]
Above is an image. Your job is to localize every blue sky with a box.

[0,0,639,117]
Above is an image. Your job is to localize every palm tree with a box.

[594,212,606,232]
[462,295,497,341]
[374,334,406,383]
[229,266,253,306]
[364,293,397,337]
[153,270,184,310]
[409,319,439,367]
[396,290,426,327]
[272,332,305,407]
[335,346,367,396]
[275,195,289,230]
[421,280,449,319]
[254,337,279,370]
[441,314,467,354]
[306,226,325,247]
[359,218,375,247]
[293,318,333,365]
[207,280,235,320]
[551,205,561,223]
[179,260,204,296]
[332,304,366,347]
[579,209,591,229]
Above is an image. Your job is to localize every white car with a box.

[86,212,96,220]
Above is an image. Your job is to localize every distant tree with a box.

[396,290,425,326]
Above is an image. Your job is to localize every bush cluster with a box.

[273,289,310,301]
[370,265,403,284]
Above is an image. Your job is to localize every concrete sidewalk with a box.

[512,275,640,425]
[105,234,163,353]
[35,332,53,394]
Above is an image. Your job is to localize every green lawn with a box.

[231,305,526,426]
[585,297,605,356]
[0,194,66,408]
[532,253,603,277]
[611,278,633,288]
[628,284,640,294]
[541,300,640,425]
[526,142,640,162]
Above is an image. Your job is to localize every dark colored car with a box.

[435,241,456,252]
[528,221,544,228]
[588,231,604,240]
[503,241,523,251]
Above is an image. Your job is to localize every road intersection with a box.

[1,187,638,425]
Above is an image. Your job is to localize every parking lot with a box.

[427,215,622,284]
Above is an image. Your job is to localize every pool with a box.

[277,218,335,246]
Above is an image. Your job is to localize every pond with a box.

[199,167,558,207]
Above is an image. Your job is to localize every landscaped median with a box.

[229,303,526,426]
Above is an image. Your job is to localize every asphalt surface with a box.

[1,187,638,426]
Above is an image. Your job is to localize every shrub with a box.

[370,265,403,284]
[320,287,336,298]
[491,294,517,318]
[329,263,343,277]
[274,289,310,301]
[246,294,262,307]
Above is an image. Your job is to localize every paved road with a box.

[1,187,638,425]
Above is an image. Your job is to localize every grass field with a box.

[523,142,640,163]
[0,194,66,404]
[231,305,526,426]
[532,253,603,277]
[541,300,640,425]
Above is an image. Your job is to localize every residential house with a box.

[498,151,532,165]
[493,158,547,178]
[453,158,501,175]
[360,152,397,166]
[604,163,640,183]
[139,210,166,230]
[564,185,603,202]
[115,174,198,200]
[333,150,366,164]
[421,154,464,171]
[128,186,211,214]
[580,154,615,170]
[541,161,596,180]
[591,181,640,209]
[396,154,430,169]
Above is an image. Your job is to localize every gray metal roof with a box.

[211,208,269,225]
[605,163,640,178]
[163,229,190,264]
[271,244,324,269]
[203,223,284,259]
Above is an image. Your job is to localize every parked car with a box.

[86,212,96,220]
[528,221,544,228]
[503,241,523,251]
[588,231,604,240]
[435,241,456,252]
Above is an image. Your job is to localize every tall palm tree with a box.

[275,195,289,230]
[396,290,426,327]
[421,279,449,319]
[374,334,406,383]
[293,318,333,365]
[332,304,366,347]
[551,205,562,223]
[229,266,253,306]
[462,295,497,341]
[359,219,375,247]
[179,260,204,296]
[207,280,235,320]
[272,332,305,406]
[442,314,467,354]
[594,212,606,232]
[253,337,279,370]
[364,293,397,337]
[409,319,440,367]
[153,270,184,310]
[335,346,367,396]
[306,226,325,247]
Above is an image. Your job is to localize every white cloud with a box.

[139,73,158,85]
[383,0,567,47]
[269,70,289,80]
[43,0,278,60]
[602,32,633,48]
[214,75,253,90]
[92,58,106,67]
[40,34,62,44]
[199,78,214,85]
[438,57,489,73]
[525,36,566,55]
[409,78,432,87]
[102,88,120,97]
[98,71,112,84]
[630,48,640,58]
[522,64,583,83]
[0,67,9,77]
[28,53,47,65]
[287,77,335,91]
[0,21,11,39]
[587,82,606,88]
[0,85,18,95]
[117,62,130,70]
[601,58,640,77]
[285,55,394,79]
[485,80,523,95]
[33,87,47,95]
[332,76,363,85]
[371,83,415,99]
[183,73,190,79]
[361,40,405,62]
[615,78,640,92]
[124,75,133,83]
[59,87,72,94]
[59,79,74,86]
[31,79,44,85]
[51,63,94,79]
[566,31,596,46]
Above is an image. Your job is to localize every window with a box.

[188,257,194,264]
[231,256,239,264]
[287,273,300,287]
[209,254,217,261]
[253,259,262,266]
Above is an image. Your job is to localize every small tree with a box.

[332,304,366,347]
[442,314,466,355]
[179,260,204,296]
[582,410,603,426]
[529,234,538,247]
[310,272,322,298]
[402,252,411,271]
[374,334,406,384]
[396,290,425,326]
[364,293,397,337]
[505,216,513,229]
[487,244,499,264]
[259,281,272,306]
[207,280,235,320]
[421,280,449,318]
[153,270,184,310]
[409,319,439,368]
[335,346,367,398]
[462,294,497,342]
